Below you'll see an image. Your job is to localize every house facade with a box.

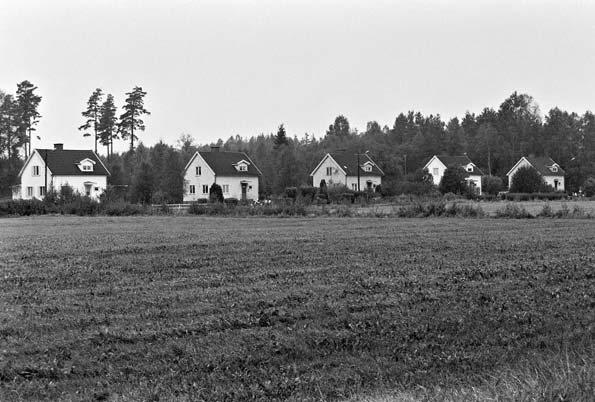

[13,144,110,200]
[183,147,262,202]
[424,155,484,194]
[310,153,384,191]
[506,156,565,191]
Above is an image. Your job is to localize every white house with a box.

[506,156,565,191]
[310,152,384,191]
[13,144,110,200]
[424,155,484,194]
[183,147,262,202]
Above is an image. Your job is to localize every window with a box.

[94,187,99,192]
[326,167,333,176]
[466,166,473,172]
[196,166,201,175]
[189,185,196,194]
[551,166,558,172]
[433,168,439,175]
[238,165,247,172]
[82,164,92,171]
[32,166,40,176]
[27,187,33,197]
[222,184,229,193]
[39,186,46,196]
[351,183,357,190]
[202,185,209,194]
[364,165,372,172]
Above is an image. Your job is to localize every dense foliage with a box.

[510,166,549,193]
[439,166,469,195]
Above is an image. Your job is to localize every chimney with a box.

[54,143,63,150]
[210,146,220,152]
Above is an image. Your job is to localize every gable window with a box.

[551,166,558,173]
[363,165,372,172]
[189,185,196,194]
[222,184,229,194]
[202,185,209,194]
[81,164,93,172]
[238,164,247,172]
[39,186,46,196]
[196,166,201,175]
[433,168,439,175]
[27,186,33,197]
[326,167,333,176]
[32,166,40,176]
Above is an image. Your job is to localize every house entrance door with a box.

[241,182,248,201]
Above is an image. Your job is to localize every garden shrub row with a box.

[503,192,567,201]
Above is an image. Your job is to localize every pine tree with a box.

[15,80,42,157]
[78,88,103,153]
[273,124,288,148]
[119,86,150,151]
[97,94,117,157]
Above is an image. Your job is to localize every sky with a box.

[1,0,595,154]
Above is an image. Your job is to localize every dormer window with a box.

[234,160,250,172]
[77,158,96,172]
[362,161,374,172]
[551,166,558,173]
[466,165,473,172]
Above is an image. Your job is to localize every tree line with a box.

[2,88,595,200]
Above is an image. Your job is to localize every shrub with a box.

[299,186,317,202]
[326,185,352,204]
[224,198,239,206]
[390,181,438,196]
[284,187,298,199]
[209,183,224,203]
[505,192,566,201]
[495,204,533,219]
[510,166,546,193]
[583,177,595,197]
[439,166,469,195]
[374,184,382,194]
[482,176,504,195]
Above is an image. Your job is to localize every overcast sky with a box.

[1,0,594,153]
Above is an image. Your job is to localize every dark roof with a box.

[329,153,384,176]
[34,149,110,176]
[198,151,262,176]
[434,155,485,176]
[525,156,565,176]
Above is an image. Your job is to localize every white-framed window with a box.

[364,165,372,172]
[326,167,333,176]
[433,168,439,175]
[27,186,33,197]
[202,185,209,194]
[196,166,201,175]
[32,166,40,176]
[82,164,93,172]
[238,164,247,172]
[551,166,558,172]
[222,184,229,193]
[189,185,196,194]
[39,186,46,196]
[351,183,357,190]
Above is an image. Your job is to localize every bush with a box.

[582,177,595,197]
[209,183,224,203]
[326,185,353,204]
[224,198,239,206]
[482,176,504,196]
[495,204,533,219]
[510,166,546,193]
[505,192,566,201]
[284,187,298,199]
[389,181,438,197]
[299,186,317,202]
[439,166,469,195]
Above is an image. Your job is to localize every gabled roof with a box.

[310,153,384,177]
[185,151,262,177]
[506,156,565,177]
[19,149,110,177]
[425,155,485,176]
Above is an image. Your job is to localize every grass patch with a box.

[1,217,594,400]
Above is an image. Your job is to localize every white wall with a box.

[18,152,50,199]
[345,175,382,191]
[312,156,347,188]
[52,176,107,199]
[544,175,565,191]
[425,157,446,186]
[183,153,259,201]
